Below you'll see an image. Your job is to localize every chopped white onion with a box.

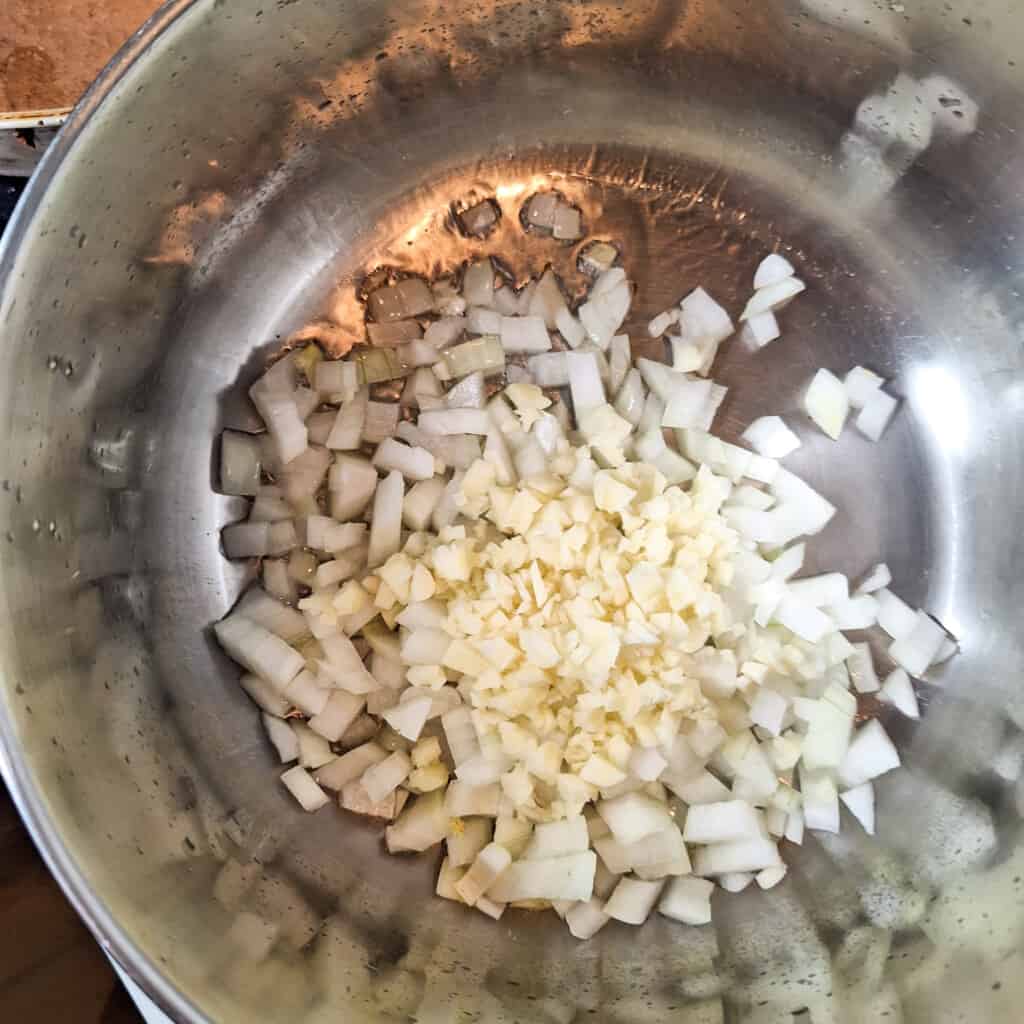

[281,766,330,812]
[658,876,714,925]
[214,615,304,691]
[847,642,880,694]
[855,388,898,442]
[362,750,412,802]
[310,690,366,742]
[803,368,849,440]
[738,311,781,349]
[565,898,610,939]
[879,668,920,719]
[315,741,388,791]
[693,837,782,876]
[830,593,879,630]
[741,416,801,459]
[840,782,876,835]
[856,562,892,594]
[220,431,263,496]
[682,800,763,844]
[844,365,885,409]
[740,277,806,320]
[888,610,946,675]
[488,851,597,903]
[753,254,795,290]
[604,877,665,925]
[838,720,901,789]
[263,712,299,763]
[499,315,552,354]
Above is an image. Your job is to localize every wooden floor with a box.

[0,784,143,1022]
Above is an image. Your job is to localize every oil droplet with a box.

[64,363,74,378]
[31,519,40,533]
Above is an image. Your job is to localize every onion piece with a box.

[566,351,606,416]
[454,843,512,905]
[847,642,880,694]
[754,253,795,289]
[235,587,308,642]
[607,334,632,397]
[874,588,918,640]
[315,741,388,791]
[840,782,876,835]
[555,306,586,349]
[315,360,360,403]
[446,818,492,869]
[386,789,449,853]
[220,431,263,496]
[367,470,403,568]
[499,315,552,354]
[879,667,920,719]
[369,278,434,322]
[419,408,492,436]
[662,378,714,430]
[523,816,590,859]
[756,864,788,890]
[222,521,271,559]
[383,695,432,742]
[788,572,849,607]
[263,713,299,763]
[578,279,631,350]
[740,277,806,320]
[214,615,304,691]
[445,780,501,817]
[749,687,788,737]
[241,673,291,717]
[679,287,734,348]
[462,260,495,306]
[361,750,412,802]
[318,633,379,693]
[800,772,840,833]
[396,421,482,468]
[283,670,330,716]
[372,438,435,481]
[803,368,849,440]
[739,311,781,349]
[648,309,679,338]
[855,388,898,441]
[693,837,782,876]
[844,365,884,408]
[613,368,646,426]
[488,851,597,903]
[856,562,892,594]
[328,454,378,521]
[309,690,366,742]
[888,610,946,675]
[443,336,506,378]
[565,898,610,939]
[362,401,400,445]
[281,766,330,812]
[658,876,714,925]
[800,683,856,770]
[830,593,879,630]
[682,800,763,844]
[838,720,900,788]
[294,720,333,770]
[604,877,665,925]
[741,416,801,458]
[259,391,309,464]
[598,791,674,844]
[367,320,422,347]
